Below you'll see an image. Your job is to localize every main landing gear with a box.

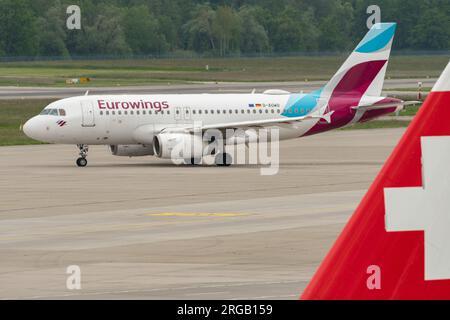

[183,153,232,166]
[185,157,202,166]
[76,144,89,167]
[214,152,232,167]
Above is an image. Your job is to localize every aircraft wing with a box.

[160,111,334,134]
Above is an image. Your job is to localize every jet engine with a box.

[110,145,154,157]
[153,133,206,160]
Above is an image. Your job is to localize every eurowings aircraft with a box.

[302,60,450,300]
[23,23,406,167]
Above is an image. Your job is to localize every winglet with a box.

[301,60,450,300]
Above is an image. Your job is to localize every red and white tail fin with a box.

[301,61,450,300]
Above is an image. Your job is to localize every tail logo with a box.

[385,137,450,281]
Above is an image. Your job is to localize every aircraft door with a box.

[81,101,95,127]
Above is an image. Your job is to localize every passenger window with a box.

[100,111,103,115]
[106,111,110,115]
[265,110,269,113]
[118,111,122,115]
[124,111,128,115]
[205,110,208,114]
[59,109,66,116]
[142,110,146,115]
[137,111,140,115]
[253,110,256,114]
[161,111,165,115]
[112,111,115,115]
[259,110,263,114]
[167,111,170,115]
[130,111,134,115]
[193,110,196,114]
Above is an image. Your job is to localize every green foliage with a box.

[317,1,354,51]
[182,4,217,53]
[271,6,320,52]
[409,7,450,50]
[0,0,39,56]
[0,0,448,58]
[68,4,131,56]
[212,6,241,56]
[123,6,168,54]
[238,6,270,53]
[36,2,70,57]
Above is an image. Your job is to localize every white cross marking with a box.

[384,136,450,281]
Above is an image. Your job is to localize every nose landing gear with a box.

[76,144,89,167]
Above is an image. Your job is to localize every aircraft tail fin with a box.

[301,60,450,300]
[322,23,396,101]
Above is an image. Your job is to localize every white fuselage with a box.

[24,93,328,146]
[23,91,401,164]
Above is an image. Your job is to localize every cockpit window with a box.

[40,108,64,116]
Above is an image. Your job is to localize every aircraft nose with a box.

[23,117,42,141]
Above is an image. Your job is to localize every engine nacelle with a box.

[110,145,154,157]
[153,133,206,160]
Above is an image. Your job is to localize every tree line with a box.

[0,0,448,58]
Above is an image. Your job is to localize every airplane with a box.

[23,23,408,167]
[301,60,450,300]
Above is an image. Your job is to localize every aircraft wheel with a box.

[215,153,232,167]
[185,158,202,166]
[76,157,88,167]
